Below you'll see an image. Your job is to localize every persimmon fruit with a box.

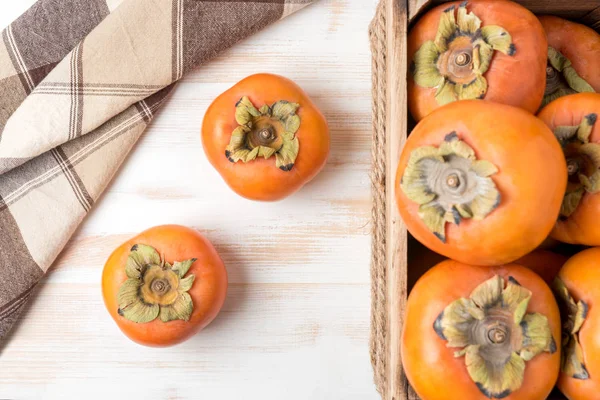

[537,93,600,245]
[554,247,600,399]
[202,73,329,201]
[403,260,560,400]
[408,0,547,121]
[396,100,567,266]
[539,15,600,107]
[102,225,227,347]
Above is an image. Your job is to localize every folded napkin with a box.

[0,0,314,340]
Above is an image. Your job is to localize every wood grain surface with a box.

[384,1,409,400]
[0,1,380,399]
[409,0,600,22]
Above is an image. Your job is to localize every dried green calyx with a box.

[400,132,500,242]
[552,113,599,218]
[117,244,196,323]
[411,1,515,106]
[225,96,300,171]
[552,278,589,380]
[543,47,595,108]
[435,275,557,398]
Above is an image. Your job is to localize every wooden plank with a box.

[581,5,600,31]
[408,0,429,21]
[384,0,409,399]
[512,0,600,17]
[0,283,375,399]
[409,0,600,22]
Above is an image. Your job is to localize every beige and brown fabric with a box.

[0,0,314,340]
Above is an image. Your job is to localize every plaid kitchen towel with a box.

[0,0,314,340]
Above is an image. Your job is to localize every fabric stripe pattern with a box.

[34,83,164,97]
[69,42,85,140]
[172,0,185,82]
[3,25,35,93]
[0,90,170,212]
[50,147,94,212]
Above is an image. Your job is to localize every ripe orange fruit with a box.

[202,74,329,201]
[102,225,227,347]
[403,260,560,400]
[537,93,600,245]
[396,101,567,265]
[408,0,547,121]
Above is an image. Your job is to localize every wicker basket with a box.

[369,1,600,399]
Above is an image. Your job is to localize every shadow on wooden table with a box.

[197,235,251,335]
[298,86,370,194]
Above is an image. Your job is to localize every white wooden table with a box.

[0,1,378,399]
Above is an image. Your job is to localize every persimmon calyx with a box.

[552,278,590,380]
[411,1,515,106]
[434,275,557,398]
[553,114,599,218]
[225,96,300,172]
[117,244,196,323]
[543,47,595,108]
[400,132,500,242]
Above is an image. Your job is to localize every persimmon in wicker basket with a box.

[537,93,600,245]
[552,248,600,400]
[389,1,600,400]
[403,260,560,400]
[407,0,548,121]
[396,100,567,266]
[539,16,600,107]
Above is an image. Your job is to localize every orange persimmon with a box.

[539,15,600,107]
[537,93,600,245]
[554,247,600,399]
[396,100,567,266]
[515,250,567,285]
[408,0,547,121]
[202,73,329,201]
[102,225,227,347]
[403,260,561,400]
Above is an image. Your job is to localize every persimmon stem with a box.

[455,52,471,67]
[258,127,275,142]
[488,327,507,344]
[544,65,563,96]
[118,244,196,323]
[400,134,500,242]
[226,96,300,170]
[552,278,590,379]
[150,279,170,295]
[543,47,594,106]
[446,173,460,188]
[567,159,580,176]
[435,275,556,398]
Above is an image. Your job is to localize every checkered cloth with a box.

[0,0,314,341]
